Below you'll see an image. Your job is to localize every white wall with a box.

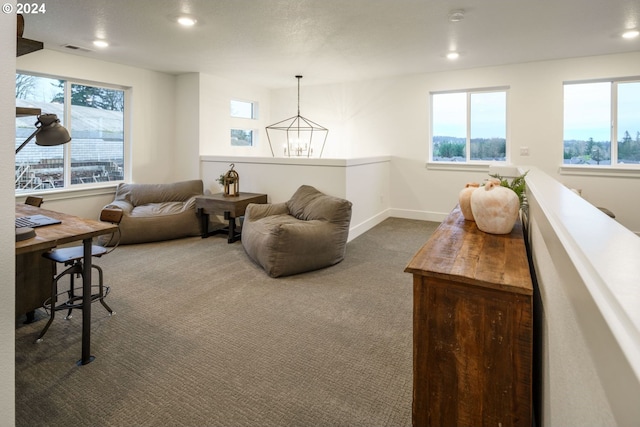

[1,5,16,426]
[196,73,273,157]
[175,73,201,180]
[263,52,640,234]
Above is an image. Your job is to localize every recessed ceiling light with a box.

[93,40,109,48]
[447,51,460,60]
[622,29,639,39]
[177,16,197,27]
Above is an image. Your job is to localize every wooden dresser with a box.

[405,205,533,427]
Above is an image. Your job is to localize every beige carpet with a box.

[15,217,439,427]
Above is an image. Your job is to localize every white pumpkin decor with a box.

[458,182,480,221]
[470,179,520,234]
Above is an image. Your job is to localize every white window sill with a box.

[426,161,509,173]
[559,165,640,178]
[15,182,120,202]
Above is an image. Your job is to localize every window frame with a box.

[230,128,256,147]
[429,86,509,166]
[562,77,640,171]
[229,98,259,149]
[230,99,258,120]
[15,71,130,195]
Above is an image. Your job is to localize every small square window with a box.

[230,100,256,119]
[231,129,254,146]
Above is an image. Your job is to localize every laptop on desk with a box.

[15,214,62,229]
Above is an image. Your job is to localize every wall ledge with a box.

[526,167,640,382]
[201,155,391,168]
[559,165,640,178]
[426,161,491,173]
[15,183,118,202]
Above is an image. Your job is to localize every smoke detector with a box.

[449,9,465,22]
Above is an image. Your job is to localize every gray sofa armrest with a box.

[244,202,288,221]
[182,195,198,212]
[104,200,133,215]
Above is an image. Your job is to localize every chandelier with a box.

[266,75,328,158]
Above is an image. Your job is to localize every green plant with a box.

[488,170,528,208]
[217,174,225,186]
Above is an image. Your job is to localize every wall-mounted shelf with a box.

[16,107,41,117]
[17,37,43,57]
[17,14,43,57]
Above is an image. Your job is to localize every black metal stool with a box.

[36,207,123,343]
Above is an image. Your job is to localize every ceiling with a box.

[20,0,640,89]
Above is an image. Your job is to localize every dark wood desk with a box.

[195,193,267,243]
[16,204,117,365]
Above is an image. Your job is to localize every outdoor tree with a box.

[437,141,464,158]
[15,74,36,99]
[50,83,124,111]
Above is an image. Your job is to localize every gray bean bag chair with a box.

[103,179,203,245]
[241,185,352,277]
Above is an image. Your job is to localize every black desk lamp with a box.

[16,113,71,154]
[15,114,71,242]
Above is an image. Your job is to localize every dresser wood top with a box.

[405,205,533,295]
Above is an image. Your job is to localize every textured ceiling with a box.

[19,0,640,89]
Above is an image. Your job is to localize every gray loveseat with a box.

[241,185,352,277]
[104,179,203,245]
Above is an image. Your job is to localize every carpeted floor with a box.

[15,217,439,427]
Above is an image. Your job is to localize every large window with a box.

[15,73,126,193]
[431,88,508,163]
[564,79,640,166]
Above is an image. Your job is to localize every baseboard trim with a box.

[388,208,448,223]
[348,210,390,242]
[347,208,447,242]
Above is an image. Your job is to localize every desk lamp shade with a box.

[16,114,71,154]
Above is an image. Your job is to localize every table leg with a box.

[24,311,35,324]
[223,211,236,243]
[78,238,95,366]
[197,207,210,238]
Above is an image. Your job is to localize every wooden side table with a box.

[195,193,267,243]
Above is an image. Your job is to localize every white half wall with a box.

[200,155,391,241]
[525,167,640,426]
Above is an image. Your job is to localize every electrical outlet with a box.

[520,146,529,156]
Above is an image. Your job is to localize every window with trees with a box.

[431,88,508,163]
[15,73,126,193]
[230,129,254,146]
[564,79,640,166]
